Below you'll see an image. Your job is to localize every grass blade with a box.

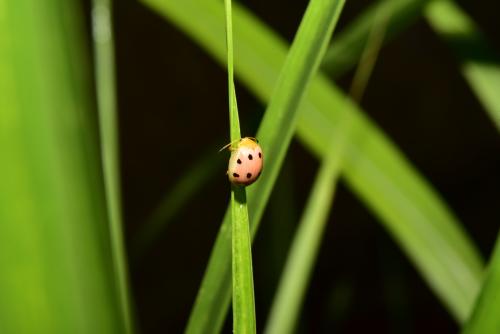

[264,143,342,334]
[323,0,431,78]
[142,0,483,324]
[325,0,500,132]
[224,0,256,332]
[265,11,388,332]
[92,0,134,332]
[462,233,500,334]
[425,0,500,131]
[0,0,124,332]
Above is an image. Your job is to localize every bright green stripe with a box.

[92,0,135,332]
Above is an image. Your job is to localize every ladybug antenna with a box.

[218,138,240,152]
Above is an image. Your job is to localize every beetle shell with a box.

[227,137,263,186]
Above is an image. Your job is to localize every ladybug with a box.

[223,137,263,186]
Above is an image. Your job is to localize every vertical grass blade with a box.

[265,145,342,334]
[92,0,134,332]
[224,0,256,332]
[265,12,388,332]
[0,0,124,332]
[462,233,500,334]
[142,0,482,324]
[425,0,500,131]
[231,186,256,334]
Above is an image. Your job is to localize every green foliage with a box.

[265,12,388,332]
[0,0,126,332]
[92,0,134,332]
[425,0,500,131]
[2,0,500,332]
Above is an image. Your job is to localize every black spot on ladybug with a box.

[237,159,242,164]
[258,152,262,158]
[248,154,253,160]
[233,173,240,178]
[247,173,252,179]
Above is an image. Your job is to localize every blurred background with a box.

[2,0,500,332]
[109,0,500,332]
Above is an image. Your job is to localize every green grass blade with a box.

[265,12,388,332]
[224,0,256,332]
[325,0,500,132]
[201,0,346,331]
[462,233,500,334]
[92,1,134,332]
[425,0,500,131]
[142,0,483,324]
[323,0,431,78]
[297,77,482,323]
[231,186,256,334]
[265,143,342,334]
[0,0,124,332]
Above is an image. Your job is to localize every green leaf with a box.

[425,0,500,131]
[462,233,500,334]
[325,0,500,132]
[323,0,432,78]
[265,12,388,332]
[224,0,256,332]
[0,0,125,332]
[264,141,342,334]
[92,0,134,332]
[231,186,256,334]
[142,0,483,325]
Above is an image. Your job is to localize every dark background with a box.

[85,0,500,332]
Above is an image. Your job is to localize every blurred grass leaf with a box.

[223,0,256,332]
[0,0,125,332]
[462,233,500,334]
[323,0,431,78]
[265,10,388,332]
[143,0,483,324]
[325,0,500,132]
[425,0,500,131]
[92,0,134,332]
[264,141,342,334]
